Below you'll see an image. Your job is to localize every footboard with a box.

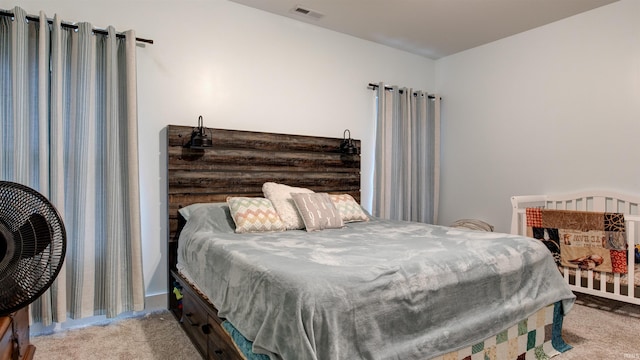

[511,191,640,305]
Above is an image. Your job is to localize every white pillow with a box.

[262,182,314,230]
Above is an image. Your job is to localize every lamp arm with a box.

[197,115,204,134]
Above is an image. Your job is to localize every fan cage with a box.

[0,181,66,316]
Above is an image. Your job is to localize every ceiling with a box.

[228,0,618,59]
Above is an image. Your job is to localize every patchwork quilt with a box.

[222,303,570,360]
[526,208,627,274]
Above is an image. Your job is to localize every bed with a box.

[166,125,575,360]
[511,191,640,305]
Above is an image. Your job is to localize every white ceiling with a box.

[228,0,618,59]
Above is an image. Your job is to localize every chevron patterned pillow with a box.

[226,197,286,233]
[329,194,369,223]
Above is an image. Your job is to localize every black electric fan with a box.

[0,181,66,317]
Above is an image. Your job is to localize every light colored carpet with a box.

[31,310,201,359]
[554,293,640,360]
[31,294,640,359]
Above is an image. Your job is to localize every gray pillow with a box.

[178,202,235,233]
[291,193,344,232]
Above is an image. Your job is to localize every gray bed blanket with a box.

[177,204,575,360]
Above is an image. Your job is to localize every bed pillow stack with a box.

[218,182,371,233]
[262,182,370,231]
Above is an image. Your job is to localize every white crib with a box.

[511,190,640,305]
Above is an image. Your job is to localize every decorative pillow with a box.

[291,193,344,232]
[262,182,314,230]
[226,197,286,233]
[329,194,370,223]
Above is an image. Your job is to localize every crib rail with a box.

[511,190,640,305]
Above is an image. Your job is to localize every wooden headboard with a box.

[167,125,361,270]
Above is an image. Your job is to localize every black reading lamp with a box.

[186,115,213,149]
[339,129,358,155]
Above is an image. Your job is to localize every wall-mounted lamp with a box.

[185,115,213,149]
[339,129,359,155]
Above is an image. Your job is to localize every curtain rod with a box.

[368,83,436,99]
[0,10,154,44]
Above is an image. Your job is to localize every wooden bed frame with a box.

[511,190,640,305]
[166,125,361,359]
[166,125,572,359]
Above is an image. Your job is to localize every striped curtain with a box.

[372,83,441,224]
[0,7,144,325]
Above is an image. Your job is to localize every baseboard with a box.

[143,292,168,311]
[30,292,169,336]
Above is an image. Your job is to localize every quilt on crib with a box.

[526,208,627,274]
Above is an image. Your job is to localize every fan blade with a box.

[0,221,15,269]
[16,213,51,257]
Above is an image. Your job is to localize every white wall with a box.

[435,0,640,233]
[1,0,435,302]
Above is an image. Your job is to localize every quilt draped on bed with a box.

[178,208,575,360]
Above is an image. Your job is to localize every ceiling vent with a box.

[290,5,324,20]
